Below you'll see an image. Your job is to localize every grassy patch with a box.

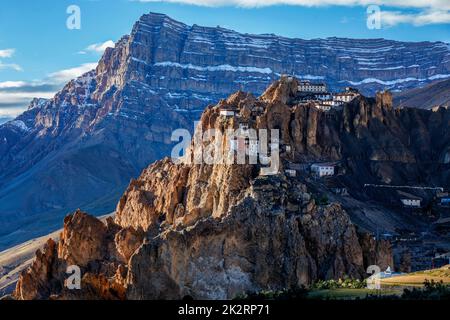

[308,288,402,300]
[381,267,450,286]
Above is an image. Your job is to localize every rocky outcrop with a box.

[1,13,450,251]
[14,210,128,300]
[359,233,394,271]
[13,181,368,300]
[12,77,450,300]
[14,239,59,300]
[22,77,450,300]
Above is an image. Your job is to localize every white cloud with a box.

[136,0,450,26]
[0,62,98,119]
[135,0,450,10]
[381,9,450,27]
[0,49,15,58]
[0,62,23,71]
[79,40,115,55]
[0,106,28,118]
[0,91,55,104]
[0,81,28,89]
[0,48,23,71]
[47,63,98,84]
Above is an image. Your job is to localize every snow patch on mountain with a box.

[154,62,273,74]
[345,74,450,86]
[7,120,30,132]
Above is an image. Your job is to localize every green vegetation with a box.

[308,288,402,300]
[401,280,450,300]
[311,278,366,290]
[410,266,450,278]
[235,279,450,301]
[381,265,450,286]
[234,287,309,300]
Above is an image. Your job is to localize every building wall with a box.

[401,199,421,207]
[311,165,335,177]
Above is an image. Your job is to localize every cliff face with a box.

[1,12,449,250]
[16,78,437,300]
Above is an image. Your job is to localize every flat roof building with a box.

[298,80,327,93]
[311,163,335,177]
[398,191,422,208]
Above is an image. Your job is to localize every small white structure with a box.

[398,191,422,208]
[334,92,358,103]
[316,92,332,100]
[220,110,235,117]
[285,169,297,177]
[323,99,344,107]
[315,104,331,112]
[298,80,327,93]
[311,163,335,177]
[400,198,421,208]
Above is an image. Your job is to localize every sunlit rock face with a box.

[16,77,450,300]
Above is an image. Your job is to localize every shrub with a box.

[234,286,309,300]
[311,278,366,290]
[401,280,450,300]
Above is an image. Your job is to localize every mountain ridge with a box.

[394,78,450,109]
[1,12,449,250]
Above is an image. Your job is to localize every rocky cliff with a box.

[1,12,450,251]
[13,77,450,300]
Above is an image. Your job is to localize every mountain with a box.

[1,12,450,251]
[0,117,13,125]
[11,77,449,300]
[394,78,450,109]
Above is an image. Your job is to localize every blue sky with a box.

[0,0,449,120]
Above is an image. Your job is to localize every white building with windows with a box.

[323,99,344,107]
[314,104,332,112]
[316,92,332,100]
[298,81,327,93]
[311,163,335,177]
[285,169,297,177]
[333,92,359,103]
[398,191,422,208]
[400,198,421,208]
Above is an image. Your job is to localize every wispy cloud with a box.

[0,62,23,72]
[0,49,15,58]
[135,0,450,26]
[380,9,450,27]
[0,62,97,119]
[78,40,115,55]
[134,0,450,10]
[0,48,23,71]
[47,63,98,83]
